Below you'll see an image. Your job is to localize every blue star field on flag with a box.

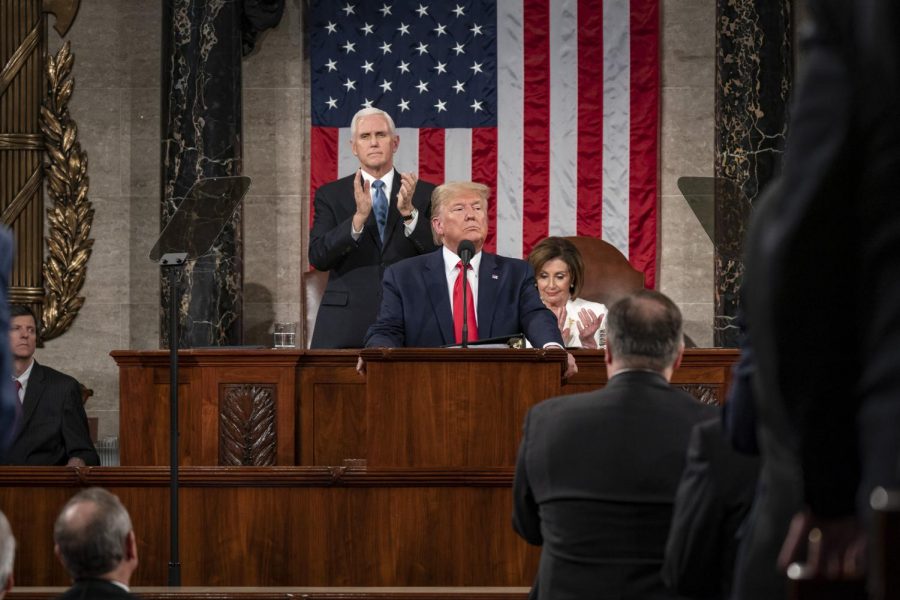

[310,1,497,128]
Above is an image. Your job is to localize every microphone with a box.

[458,240,475,266]
[457,240,476,347]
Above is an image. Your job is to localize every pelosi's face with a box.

[535,258,572,308]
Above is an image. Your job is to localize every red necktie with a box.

[14,380,22,403]
[453,261,478,344]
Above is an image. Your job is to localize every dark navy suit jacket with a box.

[513,371,718,600]
[5,362,99,466]
[308,170,437,348]
[364,250,562,348]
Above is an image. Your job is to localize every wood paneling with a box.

[113,349,739,467]
[362,349,565,467]
[0,468,537,588]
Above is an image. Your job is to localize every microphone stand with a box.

[459,241,475,348]
[461,263,469,348]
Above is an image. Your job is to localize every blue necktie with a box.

[372,180,388,241]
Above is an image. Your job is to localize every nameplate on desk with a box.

[442,335,525,349]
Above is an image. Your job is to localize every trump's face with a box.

[432,192,488,255]
[350,114,398,177]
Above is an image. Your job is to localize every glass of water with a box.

[273,322,297,348]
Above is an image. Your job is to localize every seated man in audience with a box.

[512,290,717,599]
[5,305,99,466]
[54,487,138,599]
[364,181,575,376]
[0,509,15,599]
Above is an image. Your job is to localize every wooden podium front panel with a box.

[114,349,739,466]
[561,348,737,405]
[362,349,567,467]
[298,359,367,465]
[112,351,302,466]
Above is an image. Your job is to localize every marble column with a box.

[713,0,792,347]
[160,0,243,348]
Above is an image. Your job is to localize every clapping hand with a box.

[396,172,418,216]
[575,309,603,349]
[352,171,373,231]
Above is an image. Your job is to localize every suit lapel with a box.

[381,168,402,248]
[477,252,500,338]
[424,251,455,344]
[344,173,383,250]
[16,362,44,439]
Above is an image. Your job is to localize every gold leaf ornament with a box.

[39,41,93,341]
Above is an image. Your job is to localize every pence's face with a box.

[350,115,398,175]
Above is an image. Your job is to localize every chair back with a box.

[562,236,644,306]
[302,270,329,348]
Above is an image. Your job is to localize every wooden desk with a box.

[111,349,738,467]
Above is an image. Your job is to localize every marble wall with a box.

[39,0,162,440]
[658,0,716,347]
[242,0,306,347]
[35,0,717,438]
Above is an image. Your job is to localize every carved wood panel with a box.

[218,383,277,466]
[678,383,721,405]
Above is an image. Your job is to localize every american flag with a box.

[310,0,658,286]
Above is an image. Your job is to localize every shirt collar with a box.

[15,358,35,387]
[442,245,482,276]
[359,168,395,194]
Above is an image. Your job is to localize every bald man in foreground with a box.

[54,487,139,599]
[0,510,15,599]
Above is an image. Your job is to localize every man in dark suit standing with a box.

[363,181,575,375]
[512,290,716,599]
[54,488,138,599]
[740,0,900,593]
[5,305,98,466]
[309,107,438,348]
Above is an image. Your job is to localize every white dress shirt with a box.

[442,245,481,326]
[13,358,35,404]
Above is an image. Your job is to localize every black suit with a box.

[513,371,717,600]
[663,418,760,600]
[740,1,900,597]
[58,578,135,600]
[308,170,438,348]
[5,362,99,466]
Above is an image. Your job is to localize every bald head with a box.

[605,290,684,372]
[0,511,15,596]
[54,488,134,581]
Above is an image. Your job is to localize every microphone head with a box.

[458,240,476,263]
